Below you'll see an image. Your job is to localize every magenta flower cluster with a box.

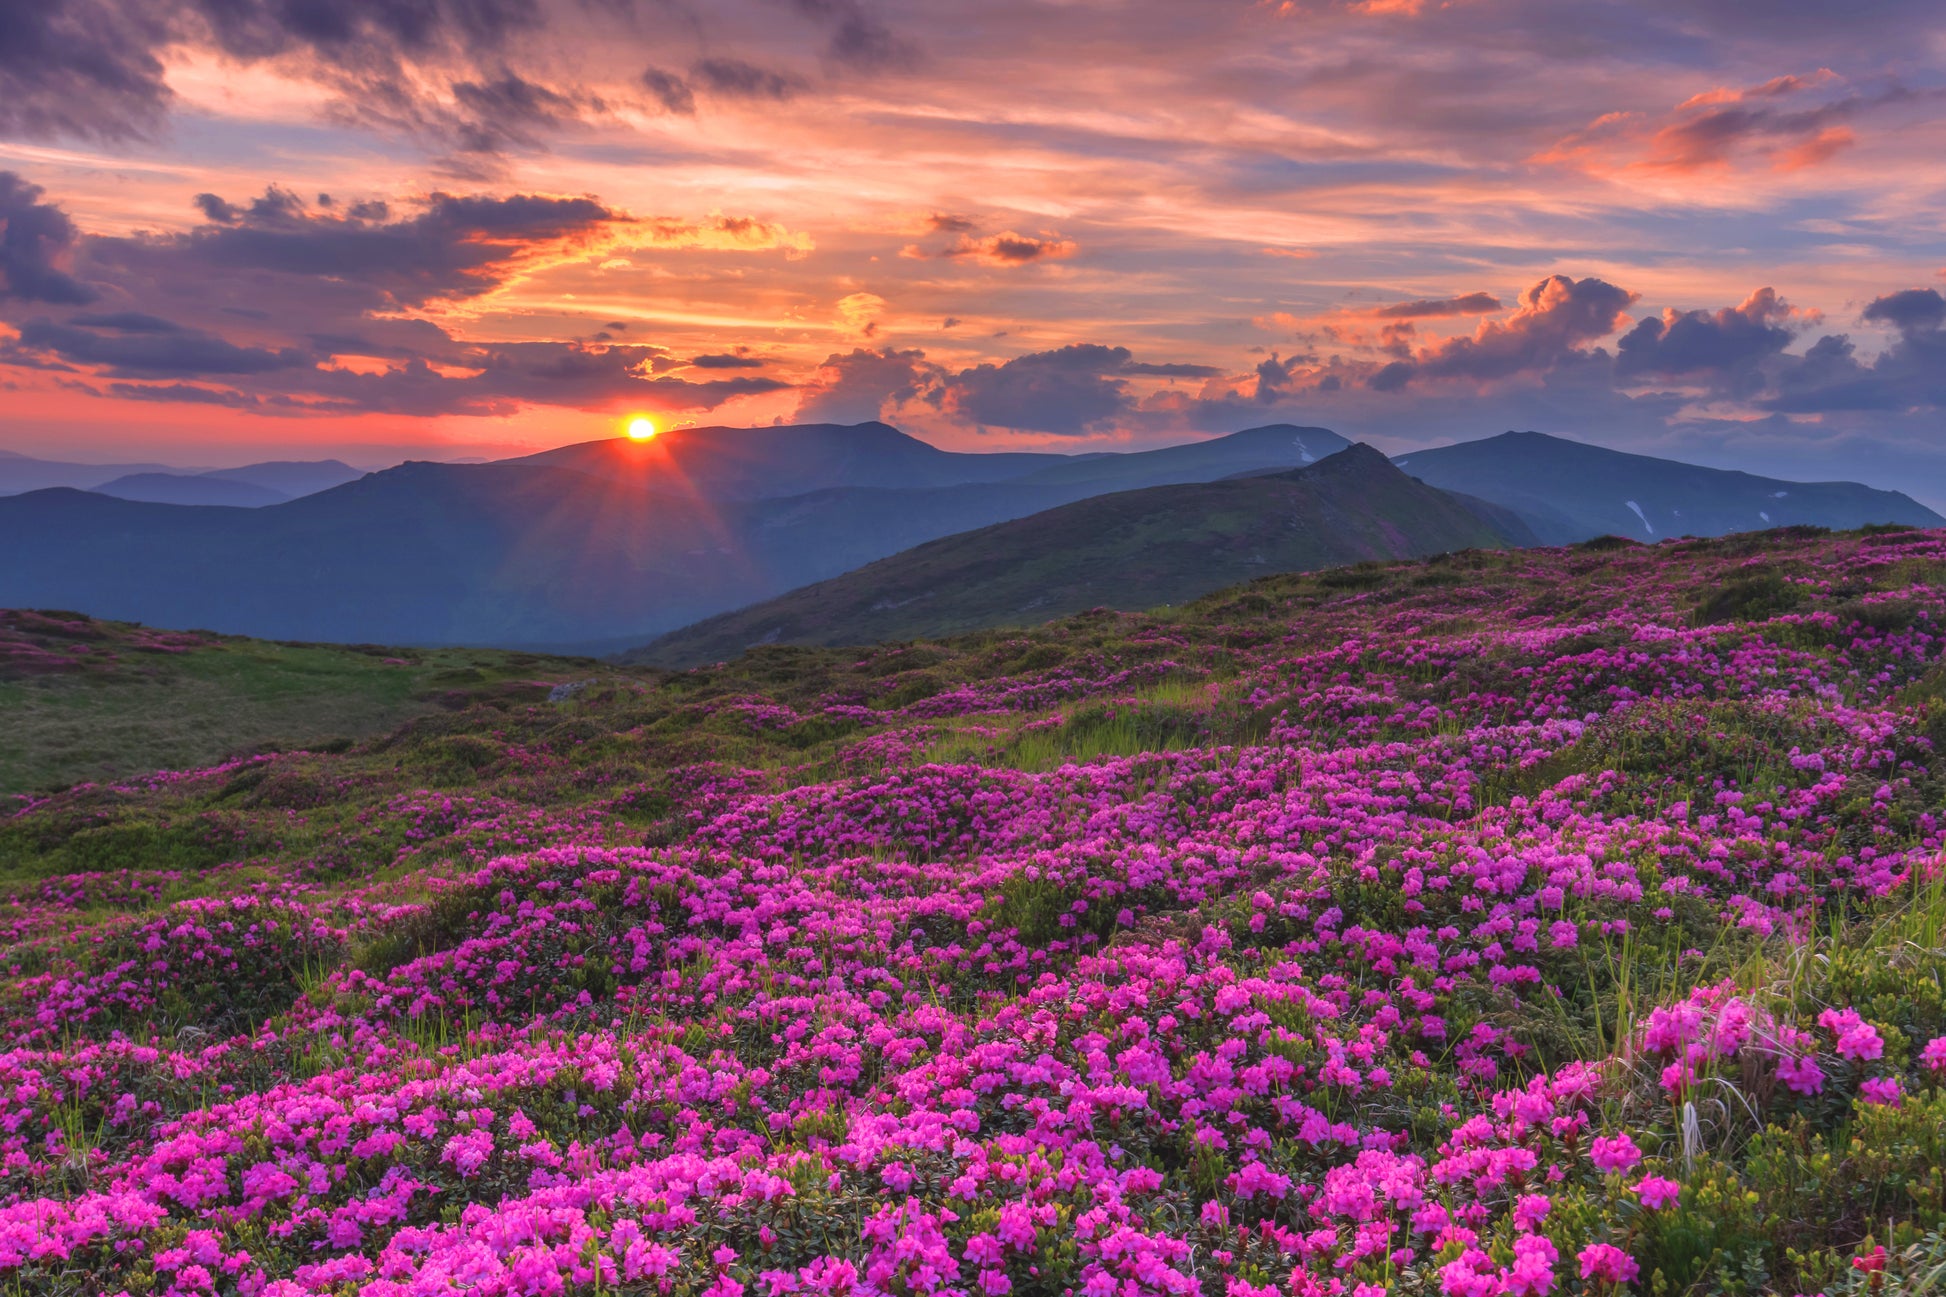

[0,528,1943,1295]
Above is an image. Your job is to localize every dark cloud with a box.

[691,57,803,101]
[86,186,621,310]
[449,71,589,153]
[1761,287,1946,414]
[0,170,798,420]
[802,343,1233,434]
[1371,291,1502,319]
[0,0,930,156]
[793,347,942,424]
[1374,275,1638,389]
[778,0,918,71]
[1254,353,1307,403]
[0,172,97,305]
[0,0,559,149]
[107,381,264,408]
[0,0,173,141]
[1615,287,1801,393]
[193,193,242,224]
[939,344,1142,434]
[188,0,544,63]
[945,231,1078,266]
[640,67,697,115]
[14,317,309,376]
[1125,360,1222,378]
[1862,288,1946,336]
[67,311,180,333]
[928,213,977,234]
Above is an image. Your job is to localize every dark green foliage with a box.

[1693,573,1808,626]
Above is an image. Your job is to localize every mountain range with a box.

[0,423,1935,653]
[630,444,1532,666]
[1392,432,1932,544]
[0,452,363,505]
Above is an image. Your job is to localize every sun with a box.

[625,416,657,441]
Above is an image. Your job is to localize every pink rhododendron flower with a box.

[1634,1176,1681,1209]
[1578,1243,1641,1286]
[1589,1133,1643,1174]
[1860,1077,1903,1107]
[1777,1054,1826,1095]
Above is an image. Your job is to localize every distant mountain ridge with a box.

[1392,431,1940,544]
[628,444,1532,667]
[0,422,1935,653]
[1,453,363,505]
[92,473,294,508]
[500,421,1351,500]
[0,453,179,495]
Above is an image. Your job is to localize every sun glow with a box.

[625,416,657,441]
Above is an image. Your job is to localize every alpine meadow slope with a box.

[0,608,608,796]
[630,443,1531,666]
[2,526,1946,1294]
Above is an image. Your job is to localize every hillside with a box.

[4,421,1936,651]
[0,609,611,795]
[1396,430,1943,543]
[1001,422,1351,489]
[631,443,1531,665]
[2,527,1945,1295]
[0,452,362,500]
[0,425,1365,650]
[0,451,177,495]
[92,472,292,507]
[0,466,1106,650]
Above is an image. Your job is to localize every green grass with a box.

[0,623,616,796]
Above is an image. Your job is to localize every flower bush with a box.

[0,526,1944,1294]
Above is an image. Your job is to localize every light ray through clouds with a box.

[0,0,1943,502]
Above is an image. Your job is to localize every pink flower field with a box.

[3,527,1946,1296]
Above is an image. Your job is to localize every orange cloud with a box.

[1537,69,1863,178]
[837,291,887,337]
[945,231,1078,267]
[635,214,815,258]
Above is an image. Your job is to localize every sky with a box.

[1,0,1944,502]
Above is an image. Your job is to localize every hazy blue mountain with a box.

[4,423,1935,653]
[1007,424,1351,490]
[629,445,1531,667]
[501,421,1353,501]
[0,451,181,495]
[1393,431,1943,544]
[0,423,1365,650]
[0,464,1087,650]
[501,422,1071,499]
[202,460,364,498]
[92,473,292,508]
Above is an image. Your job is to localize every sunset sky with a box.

[3,0,1945,500]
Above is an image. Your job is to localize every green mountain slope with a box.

[630,444,1530,666]
[0,610,613,795]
